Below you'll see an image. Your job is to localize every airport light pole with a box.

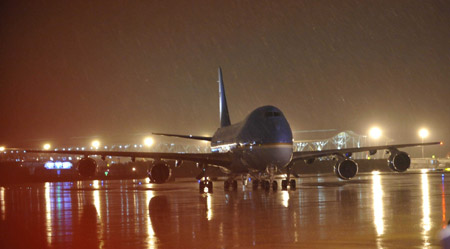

[143,137,154,159]
[419,128,429,158]
[369,127,382,158]
[43,143,51,150]
[144,137,154,147]
[369,127,382,141]
[92,140,100,150]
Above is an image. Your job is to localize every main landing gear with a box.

[281,165,297,190]
[281,179,296,190]
[248,165,279,191]
[206,169,298,193]
[199,177,213,193]
[224,179,238,191]
[252,179,278,191]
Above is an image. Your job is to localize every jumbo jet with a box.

[15,68,440,193]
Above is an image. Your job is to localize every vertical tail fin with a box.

[218,67,231,127]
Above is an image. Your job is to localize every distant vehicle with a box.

[16,68,441,193]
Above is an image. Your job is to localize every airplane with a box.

[9,68,441,193]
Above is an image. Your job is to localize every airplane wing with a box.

[291,141,442,161]
[14,149,232,167]
[152,133,212,141]
[9,141,441,168]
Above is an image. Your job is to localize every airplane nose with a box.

[267,144,293,168]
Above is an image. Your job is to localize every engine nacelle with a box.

[149,161,171,184]
[334,159,358,180]
[388,151,410,172]
[77,158,97,177]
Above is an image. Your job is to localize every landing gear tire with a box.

[207,181,213,193]
[281,180,288,190]
[272,181,278,191]
[252,179,259,190]
[262,180,270,191]
[199,181,205,193]
[224,180,230,191]
[232,180,238,191]
[289,179,296,190]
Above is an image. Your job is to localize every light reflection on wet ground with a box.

[0,172,449,248]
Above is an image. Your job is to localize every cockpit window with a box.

[264,111,281,118]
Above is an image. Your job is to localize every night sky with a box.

[1,1,449,156]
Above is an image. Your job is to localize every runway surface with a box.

[1,171,449,248]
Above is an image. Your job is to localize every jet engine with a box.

[388,151,410,172]
[334,159,358,180]
[149,161,171,184]
[77,158,97,177]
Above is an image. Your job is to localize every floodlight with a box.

[369,127,382,139]
[418,128,429,139]
[144,137,154,147]
[92,140,100,149]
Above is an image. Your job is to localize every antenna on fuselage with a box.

[218,67,231,127]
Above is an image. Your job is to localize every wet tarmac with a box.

[1,171,449,248]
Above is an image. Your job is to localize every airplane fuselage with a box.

[210,105,293,173]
